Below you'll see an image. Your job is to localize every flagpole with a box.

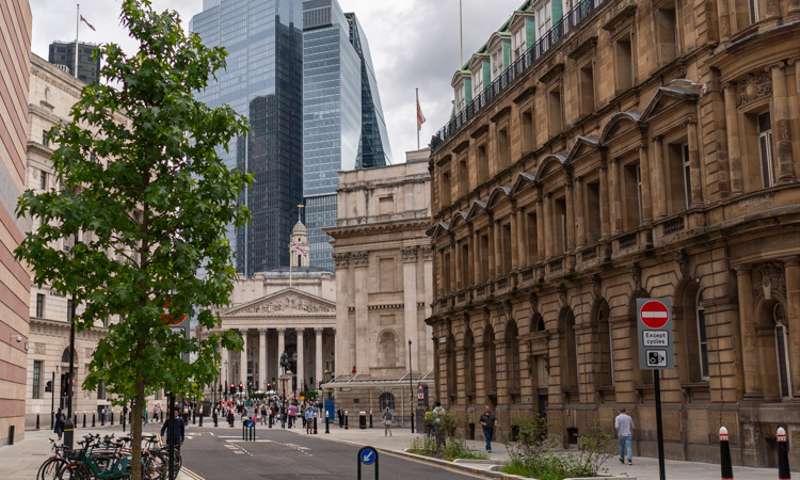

[459,0,464,65]
[74,3,80,79]
[416,88,420,150]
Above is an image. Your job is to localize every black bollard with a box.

[36,414,40,430]
[369,413,373,429]
[269,415,273,428]
[777,427,791,480]
[192,411,196,425]
[92,413,95,428]
[73,414,77,427]
[314,417,318,435]
[325,416,330,434]
[122,413,126,432]
[199,414,203,427]
[720,427,733,480]
[345,414,349,430]
[111,412,114,425]
[101,413,105,426]
[82,413,86,428]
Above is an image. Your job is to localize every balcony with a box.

[433,0,607,149]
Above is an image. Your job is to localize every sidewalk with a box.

[285,424,780,480]
[0,427,194,480]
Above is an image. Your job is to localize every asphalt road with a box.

[178,426,483,480]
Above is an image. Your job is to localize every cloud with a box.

[31,0,523,163]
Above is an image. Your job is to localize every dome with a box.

[292,220,307,235]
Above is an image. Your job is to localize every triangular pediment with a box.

[224,288,335,316]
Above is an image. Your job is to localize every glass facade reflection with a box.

[302,0,392,271]
[191,0,303,275]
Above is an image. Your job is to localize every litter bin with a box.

[567,427,579,445]
[359,411,367,430]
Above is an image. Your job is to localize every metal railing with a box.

[434,0,605,150]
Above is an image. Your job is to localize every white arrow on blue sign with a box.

[360,447,377,465]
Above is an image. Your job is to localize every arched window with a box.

[446,333,457,403]
[593,299,613,388]
[61,346,76,364]
[484,323,497,400]
[559,307,579,398]
[696,290,709,380]
[506,320,521,401]
[773,303,792,399]
[676,281,708,383]
[378,331,397,368]
[464,326,476,400]
[379,392,396,411]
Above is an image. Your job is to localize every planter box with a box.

[489,465,635,480]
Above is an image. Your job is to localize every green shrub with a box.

[408,436,488,462]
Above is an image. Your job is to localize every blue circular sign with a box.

[359,446,378,466]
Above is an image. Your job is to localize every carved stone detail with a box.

[350,251,370,267]
[239,293,335,315]
[401,246,419,263]
[752,262,787,305]
[736,71,772,107]
[333,253,350,268]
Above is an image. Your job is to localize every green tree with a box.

[15,1,248,478]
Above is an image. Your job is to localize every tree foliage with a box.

[15,1,248,477]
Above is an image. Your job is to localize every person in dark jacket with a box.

[479,405,497,453]
[160,409,185,447]
[54,408,65,440]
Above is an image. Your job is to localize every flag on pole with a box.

[416,92,426,131]
[80,14,96,31]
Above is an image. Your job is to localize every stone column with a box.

[535,198,545,260]
[334,254,352,377]
[472,227,481,283]
[239,329,247,385]
[510,207,520,269]
[608,158,621,233]
[258,329,267,390]
[543,195,553,258]
[651,137,666,218]
[736,267,761,396]
[516,207,527,267]
[771,63,796,182]
[716,0,730,41]
[296,329,304,392]
[277,328,285,376]
[638,143,653,221]
[220,344,228,385]
[598,163,610,238]
[353,252,370,375]
[565,180,575,251]
[784,257,800,396]
[687,119,704,206]
[491,217,500,276]
[723,84,743,192]
[452,238,461,289]
[402,247,420,371]
[315,328,324,387]
[574,177,586,248]
[422,247,434,372]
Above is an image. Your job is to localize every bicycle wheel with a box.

[56,461,91,480]
[142,454,167,480]
[37,458,65,480]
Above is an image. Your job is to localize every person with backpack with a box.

[479,405,497,453]
[382,406,394,437]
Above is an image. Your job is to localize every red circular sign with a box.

[640,300,669,329]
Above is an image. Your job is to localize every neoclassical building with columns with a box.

[325,150,435,422]
[216,220,336,395]
[427,0,800,469]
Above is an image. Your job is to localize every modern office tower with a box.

[191,0,303,276]
[303,0,392,271]
[1,0,31,444]
[48,41,101,84]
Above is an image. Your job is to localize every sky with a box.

[30,0,523,164]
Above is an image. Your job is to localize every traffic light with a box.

[45,380,53,393]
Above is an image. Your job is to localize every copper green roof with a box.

[458,0,534,71]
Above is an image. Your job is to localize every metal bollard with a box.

[369,413,373,429]
[720,427,733,480]
[92,414,96,428]
[345,414,349,430]
[73,415,77,427]
[777,427,790,480]
[314,417,318,435]
[199,414,203,427]
[110,412,114,425]
[82,413,86,428]
[36,414,40,430]
[325,416,330,434]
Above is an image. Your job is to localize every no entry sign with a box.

[636,298,674,370]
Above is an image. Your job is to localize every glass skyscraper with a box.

[191,0,303,276]
[303,0,392,271]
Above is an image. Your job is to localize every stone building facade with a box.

[24,54,165,429]
[427,0,800,469]
[325,150,434,423]
[0,0,31,445]
[216,220,336,396]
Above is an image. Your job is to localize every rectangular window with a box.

[455,84,465,111]
[555,197,568,253]
[459,158,469,197]
[440,171,452,207]
[537,3,553,51]
[526,212,538,261]
[497,128,511,169]
[443,251,452,292]
[379,258,397,292]
[512,27,526,60]
[758,112,774,188]
[477,145,489,184]
[681,143,692,209]
[32,360,43,399]
[42,130,50,147]
[749,0,759,24]
[36,293,45,319]
[579,62,595,116]
[697,306,709,380]
[460,243,470,288]
[521,110,534,151]
[548,87,563,136]
[776,324,791,398]
[472,67,484,96]
[655,3,678,63]
[378,195,394,215]
[502,223,513,273]
[491,48,504,80]
[623,163,642,229]
[40,170,48,190]
[615,35,634,91]
[480,234,490,281]
[586,181,601,242]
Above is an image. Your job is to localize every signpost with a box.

[357,446,379,480]
[636,298,672,480]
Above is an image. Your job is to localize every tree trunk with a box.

[131,379,145,480]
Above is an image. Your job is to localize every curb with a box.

[178,466,205,480]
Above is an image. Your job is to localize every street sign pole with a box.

[653,370,665,480]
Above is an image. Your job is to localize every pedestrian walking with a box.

[614,408,635,465]
[432,402,446,448]
[479,405,496,453]
[54,408,65,440]
[304,405,316,434]
[382,406,393,437]
[288,402,298,429]
[160,409,185,449]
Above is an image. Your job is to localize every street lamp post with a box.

[408,339,414,434]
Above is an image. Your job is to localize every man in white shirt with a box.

[614,408,635,465]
